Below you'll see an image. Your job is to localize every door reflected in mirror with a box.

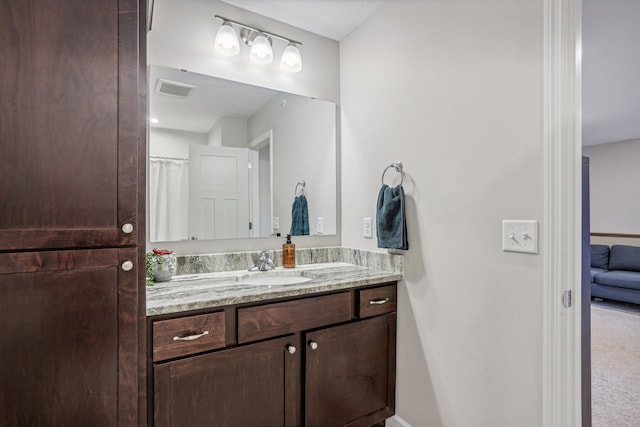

[148,65,337,242]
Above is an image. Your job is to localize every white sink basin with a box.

[237,273,312,286]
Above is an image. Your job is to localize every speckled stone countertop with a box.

[146,262,402,316]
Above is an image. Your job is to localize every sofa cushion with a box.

[594,270,640,291]
[590,244,610,269]
[590,267,608,283]
[608,245,640,272]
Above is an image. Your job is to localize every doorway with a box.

[581,1,640,425]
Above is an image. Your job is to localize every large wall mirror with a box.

[148,65,337,243]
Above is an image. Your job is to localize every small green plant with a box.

[146,249,169,286]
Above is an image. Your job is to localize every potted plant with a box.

[146,248,177,286]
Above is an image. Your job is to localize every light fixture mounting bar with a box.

[214,15,302,45]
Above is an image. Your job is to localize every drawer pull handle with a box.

[309,341,318,350]
[286,345,297,354]
[369,298,390,305]
[173,331,209,341]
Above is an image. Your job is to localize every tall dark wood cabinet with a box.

[0,1,146,426]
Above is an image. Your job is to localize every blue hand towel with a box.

[376,184,408,250]
[290,195,309,236]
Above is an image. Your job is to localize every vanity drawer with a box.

[237,292,352,343]
[153,311,226,362]
[358,284,397,318]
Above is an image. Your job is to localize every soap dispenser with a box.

[283,234,295,268]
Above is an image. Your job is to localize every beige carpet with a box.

[591,303,640,427]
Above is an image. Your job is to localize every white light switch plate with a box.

[502,220,538,254]
[363,217,373,239]
[316,217,323,234]
[272,216,279,230]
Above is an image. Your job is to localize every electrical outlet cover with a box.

[363,217,373,239]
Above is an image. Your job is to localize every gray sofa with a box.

[591,244,640,305]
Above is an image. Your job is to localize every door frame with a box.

[248,130,274,238]
[543,0,582,425]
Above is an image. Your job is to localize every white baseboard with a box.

[386,415,412,427]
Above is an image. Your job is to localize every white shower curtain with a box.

[149,158,189,242]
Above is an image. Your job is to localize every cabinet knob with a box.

[286,345,297,354]
[121,223,134,234]
[308,341,318,350]
[121,260,134,271]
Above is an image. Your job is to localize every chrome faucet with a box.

[249,251,275,271]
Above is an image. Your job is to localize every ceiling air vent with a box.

[155,79,196,98]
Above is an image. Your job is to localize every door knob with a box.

[286,345,297,354]
[121,223,134,234]
[308,341,318,350]
[121,260,134,271]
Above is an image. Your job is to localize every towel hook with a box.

[381,162,404,186]
[295,180,306,196]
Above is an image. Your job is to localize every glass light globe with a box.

[250,34,273,64]
[280,43,302,72]
[214,22,240,56]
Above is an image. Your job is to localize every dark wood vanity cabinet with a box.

[0,0,146,425]
[150,283,397,427]
[154,335,302,427]
[305,314,396,427]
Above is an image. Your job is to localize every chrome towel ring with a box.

[381,162,404,186]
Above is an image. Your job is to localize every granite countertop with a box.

[146,262,402,316]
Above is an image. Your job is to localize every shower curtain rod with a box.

[150,155,189,161]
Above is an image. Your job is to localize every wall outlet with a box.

[502,220,538,254]
[316,217,324,234]
[272,216,279,230]
[363,217,373,238]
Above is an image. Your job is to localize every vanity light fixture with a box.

[213,15,303,72]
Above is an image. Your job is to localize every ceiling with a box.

[582,0,640,146]
[219,0,388,41]
[149,65,278,133]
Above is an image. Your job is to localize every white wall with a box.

[248,94,337,236]
[207,121,222,147]
[340,1,544,426]
[149,127,207,158]
[208,117,248,148]
[148,0,340,103]
[583,139,640,234]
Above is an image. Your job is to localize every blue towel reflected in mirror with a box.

[291,195,309,236]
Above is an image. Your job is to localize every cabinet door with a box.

[0,248,139,426]
[154,335,301,427]
[0,0,142,251]
[305,314,396,427]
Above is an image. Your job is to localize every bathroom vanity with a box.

[147,261,400,427]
